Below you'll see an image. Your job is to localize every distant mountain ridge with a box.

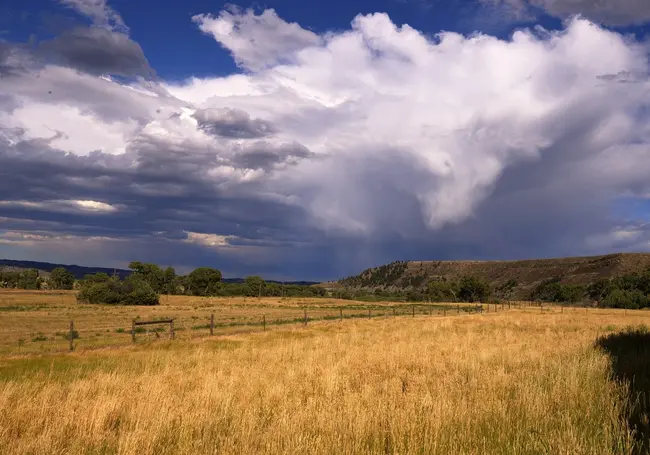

[329,253,650,299]
[0,259,132,280]
[0,259,318,285]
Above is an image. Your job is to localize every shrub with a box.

[458,276,491,303]
[77,275,159,305]
[601,289,649,309]
[531,278,585,303]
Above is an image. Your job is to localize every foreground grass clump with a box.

[0,313,638,454]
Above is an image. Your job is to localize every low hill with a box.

[0,259,132,280]
[330,253,650,299]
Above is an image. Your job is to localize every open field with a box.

[0,290,490,356]
[1,298,650,454]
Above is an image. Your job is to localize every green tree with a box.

[426,279,458,302]
[83,272,111,283]
[458,276,491,303]
[162,267,177,294]
[186,267,222,296]
[244,276,266,297]
[128,261,164,293]
[49,267,75,290]
[602,289,648,309]
[588,279,612,302]
[17,269,41,290]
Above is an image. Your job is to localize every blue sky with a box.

[4,0,637,79]
[1,0,650,280]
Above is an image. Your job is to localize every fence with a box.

[3,301,586,356]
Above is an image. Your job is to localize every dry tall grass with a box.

[1,310,647,454]
[0,290,482,355]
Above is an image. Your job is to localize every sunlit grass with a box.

[1,310,648,454]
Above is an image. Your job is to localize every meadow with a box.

[0,291,649,454]
[0,290,483,355]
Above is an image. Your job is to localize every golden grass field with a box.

[1,291,650,454]
[0,290,484,355]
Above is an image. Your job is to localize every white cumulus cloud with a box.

[2,6,650,276]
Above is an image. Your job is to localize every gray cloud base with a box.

[1,6,650,280]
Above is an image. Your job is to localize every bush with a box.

[458,276,491,303]
[531,278,585,303]
[601,289,649,309]
[77,276,159,305]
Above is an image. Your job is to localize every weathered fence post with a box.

[304,309,307,326]
[340,308,343,321]
[170,320,175,340]
[210,313,214,336]
[131,319,136,343]
[263,314,266,331]
[69,320,74,352]
[368,308,371,319]
[412,305,415,318]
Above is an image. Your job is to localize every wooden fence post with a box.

[210,313,214,336]
[69,320,74,352]
[170,320,175,340]
[412,305,415,318]
[263,314,266,331]
[304,309,307,326]
[368,309,371,319]
[340,308,343,321]
[131,319,136,343]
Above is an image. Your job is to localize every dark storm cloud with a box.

[193,108,276,139]
[232,141,314,170]
[0,42,30,77]
[482,0,650,26]
[0,130,315,246]
[531,0,650,26]
[3,5,650,281]
[0,43,13,76]
[38,26,154,77]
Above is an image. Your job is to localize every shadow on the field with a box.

[597,327,650,454]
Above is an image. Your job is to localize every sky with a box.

[1,0,650,281]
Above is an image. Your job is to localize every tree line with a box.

[0,267,75,290]
[76,262,326,305]
[3,261,650,308]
